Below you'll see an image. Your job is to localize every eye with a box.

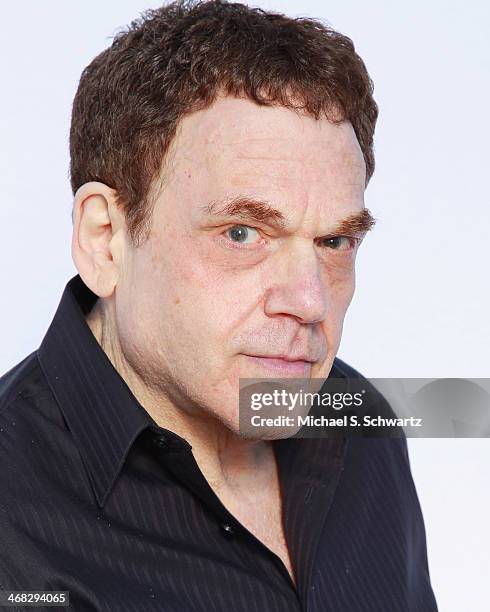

[225,225,261,245]
[320,236,356,251]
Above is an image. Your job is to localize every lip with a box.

[243,355,312,376]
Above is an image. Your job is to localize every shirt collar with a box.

[38,274,346,510]
[37,274,170,508]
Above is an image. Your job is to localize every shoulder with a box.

[329,356,409,448]
[0,348,66,437]
[0,354,61,588]
[0,351,67,504]
[0,351,42,412]
[330,356,366,379]
[330,356,398,420]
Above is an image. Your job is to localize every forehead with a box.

[172,96,364,166]
[163,96,366,217]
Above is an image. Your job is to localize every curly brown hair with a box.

[70,0,378,246]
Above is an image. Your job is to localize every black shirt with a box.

[0,275,438,611]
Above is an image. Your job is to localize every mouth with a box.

[242,354,313,376]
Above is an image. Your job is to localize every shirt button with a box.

[220,523,235,537]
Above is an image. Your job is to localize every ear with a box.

[71,182,126,298]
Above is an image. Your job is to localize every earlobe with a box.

[71,182,122,298]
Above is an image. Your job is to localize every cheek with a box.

[152,260,254,351]
[324,259,356,305]
[320,269,356,340]
[173,246,261,318]
[338,273,356,308]
[323,251,357,283]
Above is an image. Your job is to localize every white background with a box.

[1,1,489,609]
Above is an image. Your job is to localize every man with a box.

[0,1,438,610]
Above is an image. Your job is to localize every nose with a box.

[263,240,329,324]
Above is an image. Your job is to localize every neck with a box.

[85,298,276,493]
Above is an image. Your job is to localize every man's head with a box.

[70,0,377,436]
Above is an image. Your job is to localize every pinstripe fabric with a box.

[0,275,438,611]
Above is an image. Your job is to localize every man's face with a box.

[114,96,367,433]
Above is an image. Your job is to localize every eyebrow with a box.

[200,196,376,236]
